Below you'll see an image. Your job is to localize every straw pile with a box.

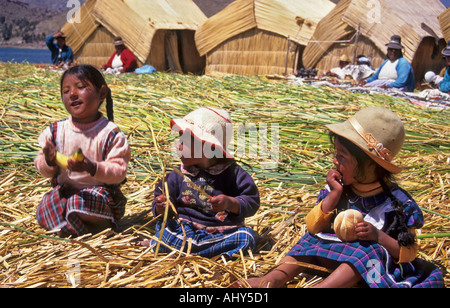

[0,62,448,288]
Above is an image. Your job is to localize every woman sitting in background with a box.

[360,35,415,92]
[101,37,138,74]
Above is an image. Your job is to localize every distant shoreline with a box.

[0,44,47,50]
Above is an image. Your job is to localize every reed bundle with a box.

[0,62,448,288]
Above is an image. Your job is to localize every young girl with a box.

[241,107,443,288]
[35,65,131,237]
[141,107,260,259]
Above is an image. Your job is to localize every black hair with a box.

[329,132,391,182]
[379,180,416,247]
[60,64,114,122]
[329,132,415,247]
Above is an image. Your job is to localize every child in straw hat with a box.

[35,65,130,237]
[142,107,260,259]
[238,107,443,288]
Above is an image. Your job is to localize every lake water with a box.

[0,47,51,64]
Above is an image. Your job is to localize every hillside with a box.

[0,0,231,48]
[0,0,67,47]
[19,0,83,12]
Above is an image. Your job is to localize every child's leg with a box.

[313,262,361,288]
[36,186,67,233]
[148,219,193,253]
[194,226,256,259]
[149,223,256,258]
[76,212,114,234]
[244,256,304,288]
[64,186,117,236]
[239,256,361,288]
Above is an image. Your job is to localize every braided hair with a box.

[330,132,415,247]
[60,64,114,122]
[379,180,416,247]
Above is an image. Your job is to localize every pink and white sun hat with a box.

[170,106,234,159]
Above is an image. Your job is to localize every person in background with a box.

[45,31,74,69]
[326,54,351,79]
[101,37,138,74]
[360,35,415,92]
[438,41,450,93]
[356,55,374,70]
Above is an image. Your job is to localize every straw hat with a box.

[339,54,350,63]
[326,107,405,173]
[170,107,234,159]
[385,35,403,50]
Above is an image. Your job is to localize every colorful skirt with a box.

[36,185,126,237]
[149,219,256,259]
[287,232,444,288]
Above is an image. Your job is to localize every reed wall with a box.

[75,26,115,68]
[205,28,299,76]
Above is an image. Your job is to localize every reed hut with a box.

[61,0,207,74]
[194,0,336,76]
[439,8,450,43]
[303,0,446,87]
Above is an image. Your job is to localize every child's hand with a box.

[154,194,167,216]
[321,168,344,214]
[67,156,97,176]
[43,140,57,167]
[355,221,379,242]
[210,195,240,215]
[326,168,344,192]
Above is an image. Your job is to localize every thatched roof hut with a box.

[194,0,336,76]
[303,0,446,87]
[439,8,450,42]
[61,0,207,74]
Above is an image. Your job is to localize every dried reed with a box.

[0,62,448,288]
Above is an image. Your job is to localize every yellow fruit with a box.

[55,148,84,169]
[72,148,84,162]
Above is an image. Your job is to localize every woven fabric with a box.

[36,185,125,237]
[150,219,256,259]
[287,233,444,288]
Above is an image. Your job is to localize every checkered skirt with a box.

[287,233,444,288]
[150,219,256,259]
[36,185,126,237]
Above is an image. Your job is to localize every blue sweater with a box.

[152,161,260,227]
[366,57,415,92]
[45,35,74,65]
[439,67,450,93]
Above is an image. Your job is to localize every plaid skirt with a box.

[287,232,444,288]
[36,185,126,237]
[150,219,256,259]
